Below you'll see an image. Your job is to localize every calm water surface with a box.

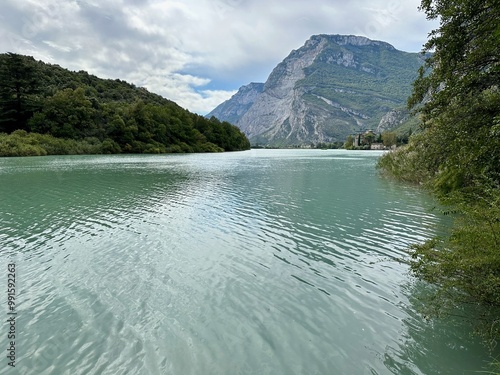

[0,150,493,374]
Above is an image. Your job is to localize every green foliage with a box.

[0,53,250,156]
[315,141,343,149]
[30,87,98,139]
[484,358,500,375]
[377,134,431,183]
[0,130,107,156]
[381,131,397,147]
[0,53,41,132]
[406,0,500,196]
[343,135,354,149]
[391,114,420,138]
[195,116,250,152]
[410,198,500,308]
[409,190,500,347]
[380,0,500,199]
[378,0,500,350]
[364,132,375,146]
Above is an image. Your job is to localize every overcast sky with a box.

[0,0,438,114]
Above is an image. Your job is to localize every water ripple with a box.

[0,151,491,374]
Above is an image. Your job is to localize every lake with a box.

[0,149,493,374]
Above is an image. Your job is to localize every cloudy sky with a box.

[0,0,438,114]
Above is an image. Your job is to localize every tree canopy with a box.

[0,53,250,155]
[407,0,500,197]
[0,53,41,133]
[378,0,500,346]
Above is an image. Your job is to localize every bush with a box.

[409,189,500,347]
[101,138,122,154]
[0,131,119,156]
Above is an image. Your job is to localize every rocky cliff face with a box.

[376,108,410,133]
[208,34,425,145]
[207,82,263,125]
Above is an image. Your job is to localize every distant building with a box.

[370,143,385,150]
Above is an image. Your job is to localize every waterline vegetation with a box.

[378,0,500,355]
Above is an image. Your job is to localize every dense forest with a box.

[0,53,250,156]
[378,0,499,359]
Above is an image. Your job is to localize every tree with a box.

[377,0,500,348]
[398,0,500,346]
[364,131,376,148]
[30,88,97,139]
[344,135,354,149]
[408,0,500,196]
[0,53,251,154]
[381,131,397,148]
[0,53,41,132]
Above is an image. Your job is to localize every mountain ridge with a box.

[208,34,425,145]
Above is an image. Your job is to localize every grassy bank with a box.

[0,130,226,157]
[0,130,107,156]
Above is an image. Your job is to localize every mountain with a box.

[208,34,426,146]
[0,53,250,156]
[210,82,264,126]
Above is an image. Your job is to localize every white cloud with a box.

[0,0,437,114]
[42,40,73,53]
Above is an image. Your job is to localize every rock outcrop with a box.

[377,108,410,133]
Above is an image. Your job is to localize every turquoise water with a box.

[0,149,493,374]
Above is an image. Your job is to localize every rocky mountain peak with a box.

[308,34,396,49]
[264,36,327,94]
[208,34,423,146]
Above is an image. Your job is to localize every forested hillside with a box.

[0,53,250,156]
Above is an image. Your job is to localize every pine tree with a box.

[0,53,41,132]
